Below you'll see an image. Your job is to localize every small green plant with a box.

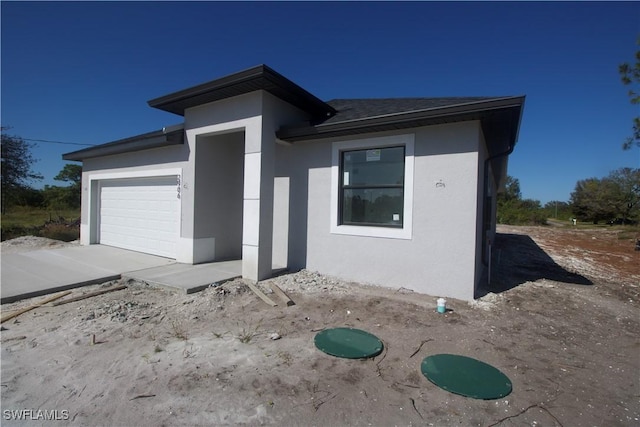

[236,320,262,344]
[237,329,255,344]
[154,345,163,353]
[170,319,188,341]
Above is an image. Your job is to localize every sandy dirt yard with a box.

[1,225,638,426]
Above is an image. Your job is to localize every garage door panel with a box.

[99,177,178,258]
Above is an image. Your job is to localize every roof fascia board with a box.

[62,128,184,161]
[512,95,526,143]
[147,64,335,117]
[147,65,267,110]
[324,96,524,127]
[260,65,336,117]
[277,96,525,142]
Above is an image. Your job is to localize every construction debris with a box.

[246,283,277,307]
[269,283,295,306]
[1,291,72,323]
[52,285,127,306]
[129,394,155,401]
[1,335,27,342]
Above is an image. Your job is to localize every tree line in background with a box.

[497,168,640,226]
[1,129,81,214]
[497,40,640,225]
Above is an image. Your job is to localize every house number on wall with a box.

[176,176,181,199]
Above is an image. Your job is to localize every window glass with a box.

[342,147,404,187]
[340,146,405,227]
[342,188,404,226]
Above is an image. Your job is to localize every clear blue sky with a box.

[2,1,638,204]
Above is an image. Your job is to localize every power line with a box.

[22,138,97,147]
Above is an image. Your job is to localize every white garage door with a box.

[99,176,179,258]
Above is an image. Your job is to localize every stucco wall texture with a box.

[79,90,494,301]
[275,121,487,301]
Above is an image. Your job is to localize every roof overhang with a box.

[148,64,336,119]
[276,96,525,149]
[62,125,184,161]
[479,97,525,188]
[277,96,524,189]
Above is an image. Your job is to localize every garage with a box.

[98,176,179,258]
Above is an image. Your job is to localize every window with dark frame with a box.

[339,146,405,227]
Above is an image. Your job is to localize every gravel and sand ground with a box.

[1,225,638,426]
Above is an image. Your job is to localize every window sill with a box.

[330,224,412,240]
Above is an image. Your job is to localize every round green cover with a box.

[421,354,512,399]
[314,328,383,359]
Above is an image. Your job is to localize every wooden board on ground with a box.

[269,283,295,306]
[247,283,277,307]
[52,285,127,306]
[1,291,73,323]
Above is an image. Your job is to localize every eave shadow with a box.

[482,232,592,295]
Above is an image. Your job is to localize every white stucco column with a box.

[241,113,275,281]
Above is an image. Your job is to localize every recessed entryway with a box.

[194,131,245,263]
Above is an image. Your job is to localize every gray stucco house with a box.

[63,65,524,301]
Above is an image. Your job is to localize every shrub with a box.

[497,198,547,225]
[40,223,79,242]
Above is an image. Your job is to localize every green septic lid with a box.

[314,328,383,359]
[421,354,512,399]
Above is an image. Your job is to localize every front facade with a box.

[64,65,524,300]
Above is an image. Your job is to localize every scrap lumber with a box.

[1,291,72,323]
[1,335,27,342]
[246,283,277,307]
[52,285,127,306]
[269,283,295,306]
[130,394,156,400]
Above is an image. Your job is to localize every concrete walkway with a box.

[123,260,242,294]
[1,245,242,304]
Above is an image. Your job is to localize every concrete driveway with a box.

[1,245,176,304]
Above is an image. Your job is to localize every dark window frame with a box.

[339,145,406,228]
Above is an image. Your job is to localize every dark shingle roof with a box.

[273,95,524,188]
[277,96,525,143]
[322,97,499,125]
